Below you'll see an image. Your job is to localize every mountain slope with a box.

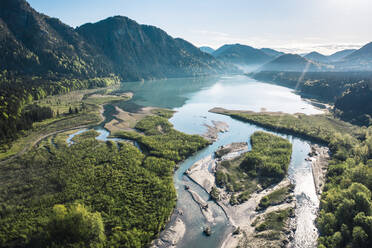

[258,54,329,72]
[335,42,372,71]
[328,49,356,62]
[304,51,330,63]
[76,16,229,80]
[345,42,372,61]
[200,46,215,54]
[260,48,284,58]
[0,0,229,81]
[212,44,273,65]
[0,0,110,77]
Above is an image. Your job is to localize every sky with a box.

[27,0,372,55]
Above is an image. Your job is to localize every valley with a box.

[0,1,371,248]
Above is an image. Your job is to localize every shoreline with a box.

[308,144,330,198]
[151,208,186,248]
[186,143,295,248]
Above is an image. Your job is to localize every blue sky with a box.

[28,0,372,54]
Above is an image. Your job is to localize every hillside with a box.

[212,44,273,65]
[337,42,372,70]
[0,0,110,77]
[258,54,328,72]
[77,17,229,81]
[260,48,284,58]
[0,0,229,81]
[0,0,233,148]
[328,49,356,62]
[200,46,215,54]
[304,51,330,63]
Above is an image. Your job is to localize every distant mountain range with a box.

[0,0,233,81]
[328,49,356,62]
[260,48,285,58]
[212,44,275,65]
[302,49,356,64]
[304,52,330,63]
[257,43,372,72]
[1,0,372,80]
[338,42,372,71]
[199,46,215,54]
[258,54,331,72]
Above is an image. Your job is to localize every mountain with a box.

[0,0,230,81]
[304,51,330,63]
[212,44,273,65]
[333,42,372,71]
[260,48,285,58]
[328,49,356,62]
[345,42,372,61]
[258,54,329,72]
[334,82,372,125]
[200,46,215,54]
[77,16,229,80]
[0,0,110,77]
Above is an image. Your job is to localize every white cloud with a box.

[191,30,365,55]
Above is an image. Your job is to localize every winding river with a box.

[69,75,323,247]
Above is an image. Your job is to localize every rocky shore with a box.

[308,145,330,198]
[151,209,186,248]
[202,120,229,142]
[186,142,295,248]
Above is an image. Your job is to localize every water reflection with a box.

[116,75,322,247]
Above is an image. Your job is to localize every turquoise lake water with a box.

[118,75,321,248]
[69,75,322,247]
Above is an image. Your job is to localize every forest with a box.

[213,109,372,248]
[0,113,208,247]
[113,115,209,163]
[215,131,292,204]
[249,71,372,126]
[0,70,119,150]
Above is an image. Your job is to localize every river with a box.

[69,75,323,247]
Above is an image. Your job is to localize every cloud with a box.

[191,30,365,55]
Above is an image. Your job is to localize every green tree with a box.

[46,203,105,247]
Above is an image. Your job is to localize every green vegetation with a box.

[249,71,372,103]
[254,208,293,233]
[213,108,372,248]
[334,82,372,126]
[0,110,208,247]
[0,82,130,161]
[210,186,220,201]
[212,108,361,144]
[216,131,292,204]
[242,132,292,186]
[37,203,106,247]
[242,207,293,247]
[0,71,119,155]
[257,185,293,211]
[113,115,209,162]
[249,71,372,126]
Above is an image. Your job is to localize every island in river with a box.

[3,75,369,248]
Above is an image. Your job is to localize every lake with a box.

[117,75,322,248]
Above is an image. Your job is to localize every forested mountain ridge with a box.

[260,48,284,58]
[0,0,111,77]
[199,46,215,54]
[76,16,229,81]
[328,49,356,62]
[212,44,274,65]
[0,0,229,80]
[258,54,330,72]
[304,51,330,63]
[0,0,233,148]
